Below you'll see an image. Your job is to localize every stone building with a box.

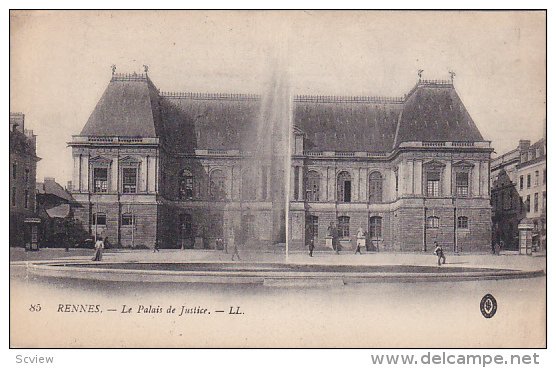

[69,72,492,251]
[516,139,546,250]
[491,138,546,250]
[9,112,40,247]
[36,177,78,247]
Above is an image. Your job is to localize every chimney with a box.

[24,129,37,150]
[10,112,25,133]
[518,140,531,151]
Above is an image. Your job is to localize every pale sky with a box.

[10,10,546,185]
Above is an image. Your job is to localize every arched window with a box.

[209,169,226,199]
[337,171,352,203]
[457,216,468,229]
[338,216,350,237]
[179,169,194,200]
[305,171,320,202]
[369,172,383,203]
[369,216,382,238]
[427,216,439,229]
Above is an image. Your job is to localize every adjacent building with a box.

[69,72,493,251]
[9,113,40,248]
[36,177,78,247]
[491,138,546,250]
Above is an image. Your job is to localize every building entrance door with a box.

[178,213,193,249]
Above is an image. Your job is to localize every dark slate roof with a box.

[80,75,485,153]
[80,73,162,137]
[36,178,73,202]
[159,94,402,153]
[294,98,402,152]
[159,94,260,152]
[394,81,484,147]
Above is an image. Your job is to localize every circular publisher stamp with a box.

[480,294,497,318]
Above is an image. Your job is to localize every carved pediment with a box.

[119,156,142,165]
[453,160,475,169]
[89,156,112,166]
[292,125,305,136]
[423,159,446,168]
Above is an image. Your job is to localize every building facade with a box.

[9,113,40,247]
[491,138,546,250]
[69,72,493,251]
[516,139,546,250]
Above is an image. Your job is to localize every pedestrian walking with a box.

[355,227,364,255]
[92,237,104,261]
[433,241,446,266]
[308,238,315,257]
[153,242,160,252]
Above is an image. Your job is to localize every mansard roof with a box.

[80,73,162,137]
[393,80,484,147]
[79,74,486,153]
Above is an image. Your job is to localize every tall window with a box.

[179,169,194,200]
[520,175,524,190]
[457,216,469,229]
[24,168,30,184]
[243,215,255,239]
[535,171,539,186]
[121,213,134,226]
[242,173,256,200]
[526,195,531,212]
[337,171,352,203]
[369,216,382,238]
[307,215,318,240]
[369,172,383,203]
[543,192,546,212]
[92,213,106,226]
[455,172,469,197]
[93,168,108,193]
[122,168,137,193]
[24,190,29,209]
[209,169,226,199]
[427,216,439,229]
[305,171,320,202]
[543,169,546,184]
[12,162,17,180]
[11,187,16,207]
[426,171,441,197]
[338,216,350,237]
[534,193,539,212]
[527,174,531,188]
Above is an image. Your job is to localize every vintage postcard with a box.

[9,10,546,348]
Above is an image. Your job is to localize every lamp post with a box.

[452,196,458,253]
[423,197,427,252]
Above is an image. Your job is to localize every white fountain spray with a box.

[251,30,293,262]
